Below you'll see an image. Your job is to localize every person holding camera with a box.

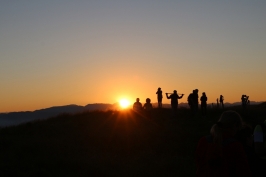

[241,95,249,110]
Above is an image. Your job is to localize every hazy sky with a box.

[1,0,266,112]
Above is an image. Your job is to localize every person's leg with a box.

[172,105,177,118]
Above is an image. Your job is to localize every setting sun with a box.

[119,99,130,109]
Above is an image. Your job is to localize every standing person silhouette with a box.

[133,98,142,112]
[188,90,194,112]
[166,90,184,118]
[156,87,163,108]
[220,95,224,109]
[216,98,219,109]
[200,92,207,116]
[193,89,199,114]
[241,95,249,110]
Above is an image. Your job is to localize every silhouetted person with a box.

[133,98,142,112]
[216,98,219,108]
[143,98,153,111]
[200,92,207,116]
[241,95,249,110]
[166,90,184,118]
[143,98,153,118]
[188,91,194,112]
[196,111,252,176]
[156,87,163,108]
[192,89,199,114]
[220,95,224,109]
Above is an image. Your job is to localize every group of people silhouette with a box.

[131,88,264,176]
[130,87,266,177]
[133,98,153,111]
[133,87,201,118]
[133,87,250,117]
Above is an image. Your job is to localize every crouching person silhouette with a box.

[143,98,153,118]
[143,98,153,111]
[133,98,142,112]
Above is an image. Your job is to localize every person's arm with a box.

[178,94,184,99]
[246,96,249,103]
[166,93,170,99]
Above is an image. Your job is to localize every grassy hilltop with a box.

[0,104,265,177]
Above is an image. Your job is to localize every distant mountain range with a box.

[0,103,117,127]
[0,101,264,127]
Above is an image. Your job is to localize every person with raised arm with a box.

[166,90,184,118]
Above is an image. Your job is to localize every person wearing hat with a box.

[156,87,163,108]
[166,90,184,118]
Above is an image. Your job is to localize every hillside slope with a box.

[0,105,265,177]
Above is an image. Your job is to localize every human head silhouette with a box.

[211,110,243,142]
[136,98,140,102]
[146,98,151,103]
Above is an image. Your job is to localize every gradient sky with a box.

[1,0,266,112]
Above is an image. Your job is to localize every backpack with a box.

[198,135,236,177]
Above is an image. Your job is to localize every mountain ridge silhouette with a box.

[0,101,264,127]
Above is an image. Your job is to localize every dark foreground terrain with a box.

[0,103,265,177]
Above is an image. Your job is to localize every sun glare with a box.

[119,99,130,109]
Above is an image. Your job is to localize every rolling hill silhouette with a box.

[0,101,263,127]
[0,104,115,127]
[0,104,265,176]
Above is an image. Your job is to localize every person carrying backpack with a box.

[196,110,252,177]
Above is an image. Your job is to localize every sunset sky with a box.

[1,0,266,112]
